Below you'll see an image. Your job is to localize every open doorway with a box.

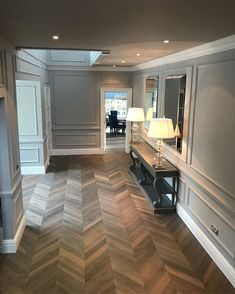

[100,88,132,153]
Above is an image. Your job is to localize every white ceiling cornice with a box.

[130,34,235,72]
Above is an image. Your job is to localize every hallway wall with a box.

[132,45,235,285]
[0,39,24,252]
[15,49,50,174]
[48,69,132,154]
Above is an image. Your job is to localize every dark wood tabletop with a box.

[130,142,179,178]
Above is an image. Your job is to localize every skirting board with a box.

[21,157,50,175]
[0,215,26,254]
[177,203,235,287]
[21,165,46,175]
[52,148,104,156]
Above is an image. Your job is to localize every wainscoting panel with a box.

[191,61,235,199]
[52,73,98,126]
[16,80,42,141]
[16,57,41,77]
[19,147,39,163]
[53,131,100,149]
[187,187,235,261]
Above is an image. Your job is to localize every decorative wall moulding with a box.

[177,204,235,287]
[133,34,235,71]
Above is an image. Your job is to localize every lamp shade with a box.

[146,107,154,121]
[126,107,145,122]
[147,118,175,139]
[174,124,181,137]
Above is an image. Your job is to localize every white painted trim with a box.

[52,148,104,156]
[132,34,235,71]
[47,65,131,72]
[45,156,50,171]
[177,203,235,287]
[21,165,46,175]
[100,88,132,154]
[0,215,26,254]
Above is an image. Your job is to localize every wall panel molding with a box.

[187,187,235,261]
[189,61,235,202]
[177,204,235,287]
[19,147,39,163]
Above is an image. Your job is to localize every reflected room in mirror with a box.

[145,75,159,130]
[164,74,186,153]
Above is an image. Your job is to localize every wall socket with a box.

[211,224,219,235]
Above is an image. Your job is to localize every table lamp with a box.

[147,118,175,168]
[126,107,145,143]
[146,107,154,121]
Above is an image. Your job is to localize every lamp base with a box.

[131,122,139,143]
[153,152,165,168]
[153,139,165,167]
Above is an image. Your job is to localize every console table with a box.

[129,142,179,214]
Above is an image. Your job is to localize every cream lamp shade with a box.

[148,118,175,139]
[174,124,181,137]
[126,107,145,122]
[146,107,154,121]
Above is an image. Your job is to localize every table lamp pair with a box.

[126,107,175,168]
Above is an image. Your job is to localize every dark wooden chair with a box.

[109,115,126,134]
[110,110,118,116]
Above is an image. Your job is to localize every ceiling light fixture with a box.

[52,35,59,40]
[121,60,125,64]
[136,53,141,56]
[163,40,170,44]
[113,65,116,67]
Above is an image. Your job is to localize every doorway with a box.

[100,88,132,153]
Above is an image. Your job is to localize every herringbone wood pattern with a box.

[0,153,234,294]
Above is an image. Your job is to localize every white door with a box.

[44,86,52,157]
[100,88,132,153]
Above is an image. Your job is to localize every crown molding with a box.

[131,34,235,71]
[47,65,131,72]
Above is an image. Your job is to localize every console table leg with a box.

[139,162,147,184]
[130,150,136,168]
[153,178,161,204]
[172,177,179,206]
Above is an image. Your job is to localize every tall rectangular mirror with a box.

[145,75,159,130]
[164,74,186,153]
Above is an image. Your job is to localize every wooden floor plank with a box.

[0,152,234,294]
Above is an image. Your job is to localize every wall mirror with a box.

[164,74,186,153]
[144,75,159,130]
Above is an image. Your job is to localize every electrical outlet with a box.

[211,224,219,235]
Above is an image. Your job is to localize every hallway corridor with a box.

[0,153,233,293]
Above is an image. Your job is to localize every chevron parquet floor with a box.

[0,153,234,294]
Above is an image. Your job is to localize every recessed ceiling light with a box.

[52,35,59,40]
[121,60,125,64]
[163,40,170,44]
[136,53,141,56]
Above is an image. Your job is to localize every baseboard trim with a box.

[0,215,26,254]
[177,203,235,287]
[52,148,104,155]
[21,165,46,175]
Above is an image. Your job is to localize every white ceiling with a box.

[0,0,235,66]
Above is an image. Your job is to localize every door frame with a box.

[100,87,132,153]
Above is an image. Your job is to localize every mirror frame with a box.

[143,73,160,132]
[162,67,192,163]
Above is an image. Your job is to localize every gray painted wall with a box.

[15,50,51,173]
[0,40,24,246]
[132,49,235,274]
[48,70,132,151]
